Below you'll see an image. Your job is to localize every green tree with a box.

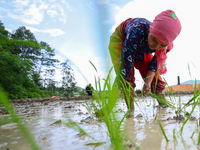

[31,71,43,88]
[0,51,38,99]
[11,26,59,71]
[0,21,10,37]
[60,60,77,97]
[0,21,57,99]
[10,26,59,96]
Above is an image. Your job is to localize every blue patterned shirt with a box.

[114,18,158,88]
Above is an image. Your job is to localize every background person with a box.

[85,84,93,96]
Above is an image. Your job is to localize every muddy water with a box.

[0,95,200,150]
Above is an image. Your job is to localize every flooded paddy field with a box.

[0,94,200,150]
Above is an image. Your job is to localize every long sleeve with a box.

[113,27,149,89]
[112,18,152,89]
[148,55,158,73]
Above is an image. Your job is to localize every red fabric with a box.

[127,53,165,93]
[155,42,173,75]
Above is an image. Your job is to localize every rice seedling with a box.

[173,128,178,144]
[0,87,41,150]
[198,131,200,145]
[191,121,199,139]
[64,118,97,141]
[120,75,152,122]
[89,62,137,150]
[48,118,105,148]
[158,120,169,142]
[180,91,200,134]
[64,61,138,150]
[147,65,176,110]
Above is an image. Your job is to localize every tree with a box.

[0,20,79,99]
[0,21,59,99]
[11,26,59,71]
[60,60,77,97]
[31,71,43,88]
[0,51,38,99]
[0,21,10,37]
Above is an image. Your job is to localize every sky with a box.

[0,0,200,90]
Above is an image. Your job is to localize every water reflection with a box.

[0,95,200,150]
[123,106,167,150]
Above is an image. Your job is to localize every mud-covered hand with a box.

[142,83,151,96]
[143,71,155,96]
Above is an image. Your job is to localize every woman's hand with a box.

[143,70,155,96]
[142,83,151,96]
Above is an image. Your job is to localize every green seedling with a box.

[158,120,169,142]
[0,88,40,150]
[173,128,178,144]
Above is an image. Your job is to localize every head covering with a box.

[150,9,181,44]
[155,43,173,75]
[151,10,181,75]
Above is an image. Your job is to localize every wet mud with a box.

[0,94,200,150]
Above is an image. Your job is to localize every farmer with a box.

[105,9,181,113]
[85,84,93,96]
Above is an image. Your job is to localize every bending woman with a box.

[107,9,181,112]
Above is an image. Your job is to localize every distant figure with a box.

[85,84,93,96]
[51,96,57,99]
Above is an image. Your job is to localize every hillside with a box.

[181,80,200,86]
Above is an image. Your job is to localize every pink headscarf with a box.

[155,44,173,75]
[150,9,181,75]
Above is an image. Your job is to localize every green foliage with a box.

[60,60,77,97]
[0,20,80,99]
[0,21,63,99]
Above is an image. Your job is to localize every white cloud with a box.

[2,0,75,25]
[44,28,65,37]
[59,18,66,24]
[26,26,65,37]
[47,9,58,18]
[13,0,30,7]
[9,1,48,25]
[56,4,67,24]
[61,0,76,12]
[23,4,46,24]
